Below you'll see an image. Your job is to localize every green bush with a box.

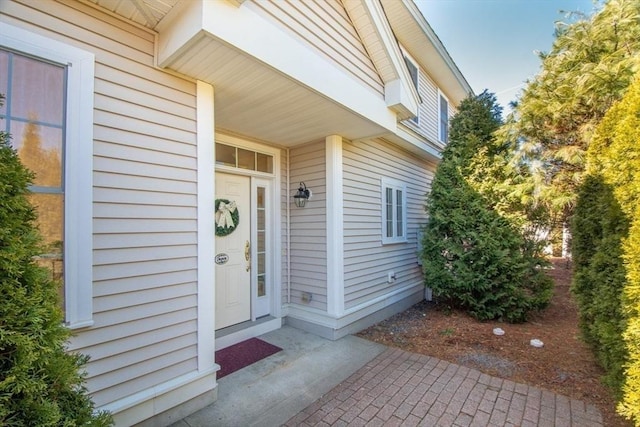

[0,119,111,425]
[585,76,640,425]
[575,75,640,425]
[421,92,552,323]
[422,161,551,323]
[619,209,640,424]
[572,175,628,395]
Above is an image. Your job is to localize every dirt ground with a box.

[357,258,631,426]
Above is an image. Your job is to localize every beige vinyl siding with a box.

[4,0,199,409]
[401,45,455,145]
[249,0,384,97]
[289,142,327,311]
[343,138,435,309]
[416,69,440,142]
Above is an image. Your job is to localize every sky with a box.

[414,0,598,113]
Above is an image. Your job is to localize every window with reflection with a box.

[1,48,66,302]
[439,94,449,143]
[257,187,266,297]
[381,177,407,244]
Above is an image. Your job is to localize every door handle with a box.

[245,240,251,271]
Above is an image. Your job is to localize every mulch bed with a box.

[356,258,632,426]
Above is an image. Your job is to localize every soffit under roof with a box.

[86,0,177,28]
[84,0,469,152]
[87,0,390,146]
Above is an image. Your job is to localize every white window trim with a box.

[402,50,420,125]
[381,177,407,245]
[1,23,95,329]
[438,91,450,144]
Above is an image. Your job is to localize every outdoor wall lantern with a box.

[293,182,311,208]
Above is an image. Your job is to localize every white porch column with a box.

[326,135,344,317]
[196,81,216,369]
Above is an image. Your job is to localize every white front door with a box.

[215,173,251,329]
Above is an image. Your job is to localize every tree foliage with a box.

[421,92,552,323]
[621,211,640,425]
[506,0,640,221]
[571,175,628,395]
[17,117,63,249]
[0,97,112,426]
[584,76,640,425]
[486,0,640,421]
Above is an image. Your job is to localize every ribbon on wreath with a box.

[216,200,237,229]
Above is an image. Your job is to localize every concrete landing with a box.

[173,326,603,427]
[172,325,386,427]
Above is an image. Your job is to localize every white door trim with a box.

[214,133,282,324]
[252,177,273,319]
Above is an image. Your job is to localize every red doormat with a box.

[215,338,282,379]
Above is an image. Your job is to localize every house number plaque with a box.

[215,253,229,265]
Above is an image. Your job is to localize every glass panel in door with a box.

[254,183,270,318]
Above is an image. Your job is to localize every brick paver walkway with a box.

[285,348,603,427]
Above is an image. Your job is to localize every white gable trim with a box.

[344,0,420,120]
[381,0,472,104]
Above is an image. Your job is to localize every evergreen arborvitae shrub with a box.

[585,76,640,426]
[0,123,112,425]
[620,209,640,425]
[571,175,628,395]
[421,92,552,323]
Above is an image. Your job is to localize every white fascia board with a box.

[400,0,473,102]
[157,0,397,132]
[385,78,417,119]
[387,124,443,162]
[155,0,207,68]
[360,0,419,118]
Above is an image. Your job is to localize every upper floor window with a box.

[439,94,449,143]
[381,178,407,244]
[404,56,419,125]
[1,24,95,329]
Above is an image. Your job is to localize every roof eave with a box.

[382,0,473,104]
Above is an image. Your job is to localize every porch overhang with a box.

[155,0,398,147]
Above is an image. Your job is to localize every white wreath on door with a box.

[215,199,239,237]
